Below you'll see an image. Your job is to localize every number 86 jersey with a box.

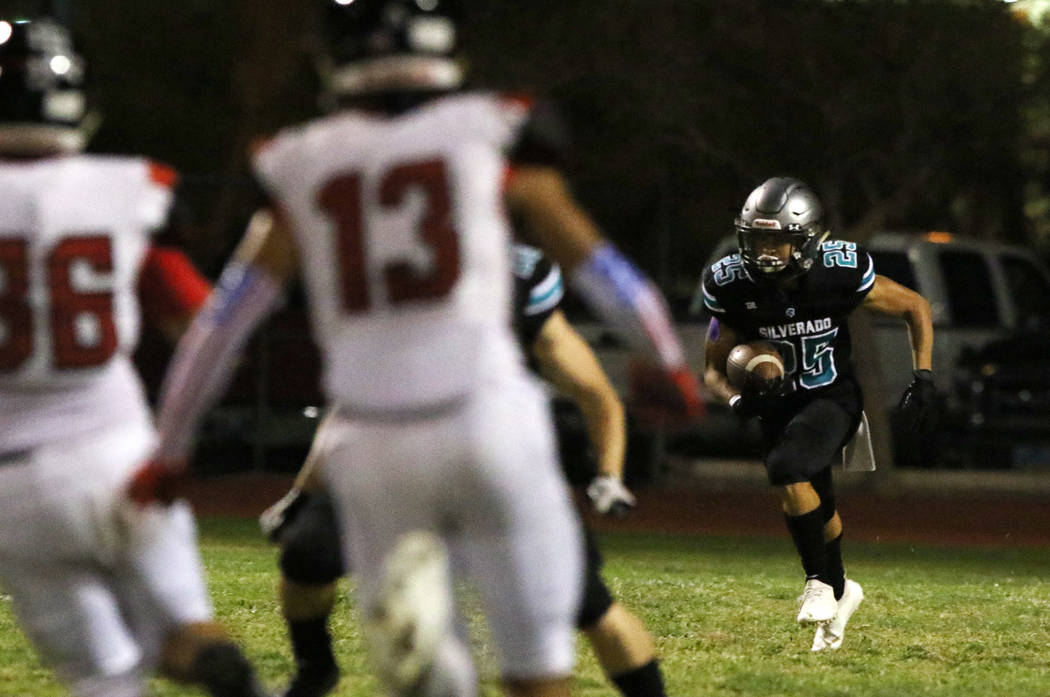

[698,240,875,395]
[253,93,545,413]
[0,156,173,450]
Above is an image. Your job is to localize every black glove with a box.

[729,392,762,420]
[898,369,938,433]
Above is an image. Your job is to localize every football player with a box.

[0,17,268,697]
[261,242,671,697]
[128,2,702,697]
[698,177,936,652]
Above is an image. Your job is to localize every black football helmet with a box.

[735,177,829,283]
[316,0,463,102]
[0,17,93,155]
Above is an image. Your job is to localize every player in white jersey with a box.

[0,17,268,697]
[128,2,703,697]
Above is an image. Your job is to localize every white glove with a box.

[586,474,636,517]
[259,486,308,543]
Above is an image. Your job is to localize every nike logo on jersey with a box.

[759,317,833,339]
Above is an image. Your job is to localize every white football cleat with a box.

[796,578,838,624]
[811,579,864,652]
[363,530,453,696]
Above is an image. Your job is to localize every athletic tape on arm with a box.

[570,243,685,369]
[154,261,283,462]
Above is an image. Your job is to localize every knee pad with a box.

[279,495,346,585]
[575,529,614,629]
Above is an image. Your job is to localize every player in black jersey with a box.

[260,243,670,697]
[512,244,670,697]
[699,177,936,652]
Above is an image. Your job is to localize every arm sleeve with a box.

[569,242,686,370]
[153,261,283,463]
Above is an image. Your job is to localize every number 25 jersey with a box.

[699,241,875,394]
[253,93,545,412]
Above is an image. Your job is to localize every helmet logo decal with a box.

[751,218,781,229]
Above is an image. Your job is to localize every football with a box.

[726,341,785,394]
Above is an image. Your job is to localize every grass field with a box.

[1,518,1049,696]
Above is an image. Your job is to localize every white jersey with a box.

[254,92,535,412]
[0,156,173,451]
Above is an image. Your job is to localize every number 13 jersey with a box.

[253,93,551,412]
[699,240,875,395]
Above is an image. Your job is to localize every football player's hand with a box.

[587,474,636,518]
[628,360,706,427]
[898,369,938,433]
[259,487,311,544]
[728,391,762,420]
[127,460,185,507]
[751,374,784,399]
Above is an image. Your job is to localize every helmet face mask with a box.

[736,228,806,275]
[317,0,464,104]
[735,177,828,284]
[0,17,92,155]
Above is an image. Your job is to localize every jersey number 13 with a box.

[318,158,461,314]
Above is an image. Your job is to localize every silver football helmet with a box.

[735,177,829,282]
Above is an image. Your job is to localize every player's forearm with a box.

[904,297,934,371]
[703,365,739,404]
[578,390,627,479]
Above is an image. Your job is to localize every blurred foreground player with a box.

[129,1,702,695]
[262,243,671,697]
[699,177,935,651]
[513,244,670,696]
[0,17,267,697]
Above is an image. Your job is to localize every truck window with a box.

[870,251,917,291]
[1001,255,1050,329]
[939,250,1000,327]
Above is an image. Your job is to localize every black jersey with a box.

[512,243,565,350]
[699,240,875,396]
